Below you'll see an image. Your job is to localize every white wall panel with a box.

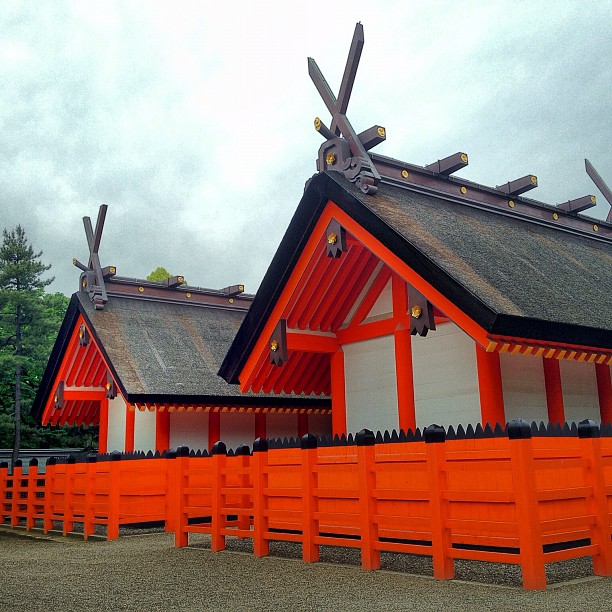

[133,409,156,452]
[344,335,398,434]
[220,413,255,451]
[560,360,600,422]
[266,413,298,440]
[106,395,126,452]
[366,279,392,320]
[169,412,209,451]
[500,353,548,423]
[412,322,480,428]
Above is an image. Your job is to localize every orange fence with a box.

[2,420,612,590]
[1,452,168,540]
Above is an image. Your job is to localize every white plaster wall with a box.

[344,335,399,434]
[266,413,298,439]
[306,413,332,437]
[169,412,209,451]
[133,409,156,452]
[365,279,392,320]
[220,413,255,451]
[560,360,600,422]
[500,352,548,423]
[412,322,481,428]
[106,395,127,453]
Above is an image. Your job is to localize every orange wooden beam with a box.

[336,318,397,345]
[296,257,343,330]
[125,405,135,452]
[349,265,392,327]
[331,350,347,436]
[155,410,170,452]
[208,411,220,452]
[286,332,339,353]
[475,344,505,426]
[255,413,266,439]
[542,357,565,425]
[98,398,109,453]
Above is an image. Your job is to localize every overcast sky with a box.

[1,1,611,297]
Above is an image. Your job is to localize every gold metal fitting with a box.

[508,200,515,208]
[229,298,234,303]
[72,258,77,265]
[239,285,244,291]
[105,382,111,391]
[79,329,84,338]
[530,175,538,185]
[54,395,58,404]
[411,305,422,319]
[185,292,192,298]
[326,152,336,166]
[138,286,144,293]
[177,276,184,283]
[81,278,87,288]
[401,169,409,179]
[314,117,321,131]
[270,339,279,352]
[460,153,468,163]
[327,232,337,245]
[377,126,386,137]
[460,186,467,195]
[593,224,599,232]
[109,266,116,274]
[552,213,559,220]
[591,196,597,204]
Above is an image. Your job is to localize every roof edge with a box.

[126,393,330,408]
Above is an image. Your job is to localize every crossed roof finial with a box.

[309,23,386,195]
[73,204,115,310]
[585,160,612,223]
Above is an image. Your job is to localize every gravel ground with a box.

[1,526,610,611]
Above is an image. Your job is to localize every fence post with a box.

[508,419,546,590]
[26,458,39,531]
[107,451,122,540]
[165,449,178,536]
[252,438,269,557]
[425,424,454,580]
[10,459,23,528]
[83,454,97,540]
[44,458,56,534]
[301,433,319,563]
[578,420,612,576]
[235,444,252,536]
[0,461,9,525]
[172,446,190,548]
[356,429,380,570]
[211,441,227,552]
[62,455,76,536]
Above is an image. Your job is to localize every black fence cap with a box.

[46,457,56,466]
[507,419,532,440]
[356,429,375,446]
[14,459,23,468]
[424,424,446,444]
[176,445,190,457]
[212,441,227,456]
[87,453,98,463]
[235,443,250,456]
[578,419,600,439]
[110,450,123,461]
[29,458,39,467]
[253,437,269,453]
[301,432,318,450]
[0,461,8,469]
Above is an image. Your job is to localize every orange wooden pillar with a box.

[209,411,221,452]
[595,363,612,424]
[475,344,505,426]
[331,349,347,437]
[542,357,565,424]
[392,275,416,432]
[155,410,170,452]
[125,405,135,453]
[98,398,109,454]
[255,412,266,440]
[298,413,308,437]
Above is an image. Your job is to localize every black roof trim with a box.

[125,393,330,408]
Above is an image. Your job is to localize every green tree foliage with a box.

[0,227,95,461]
[147,267,186,284]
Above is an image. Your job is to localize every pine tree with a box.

[0,226,52,465]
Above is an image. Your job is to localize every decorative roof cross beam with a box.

[73,204,115,310]
[309,23,384,195]
[585,159,612,223]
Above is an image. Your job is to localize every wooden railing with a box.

[2,420,611,590]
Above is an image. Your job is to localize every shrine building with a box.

[219,25,612,438]
[31,208,330,453]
